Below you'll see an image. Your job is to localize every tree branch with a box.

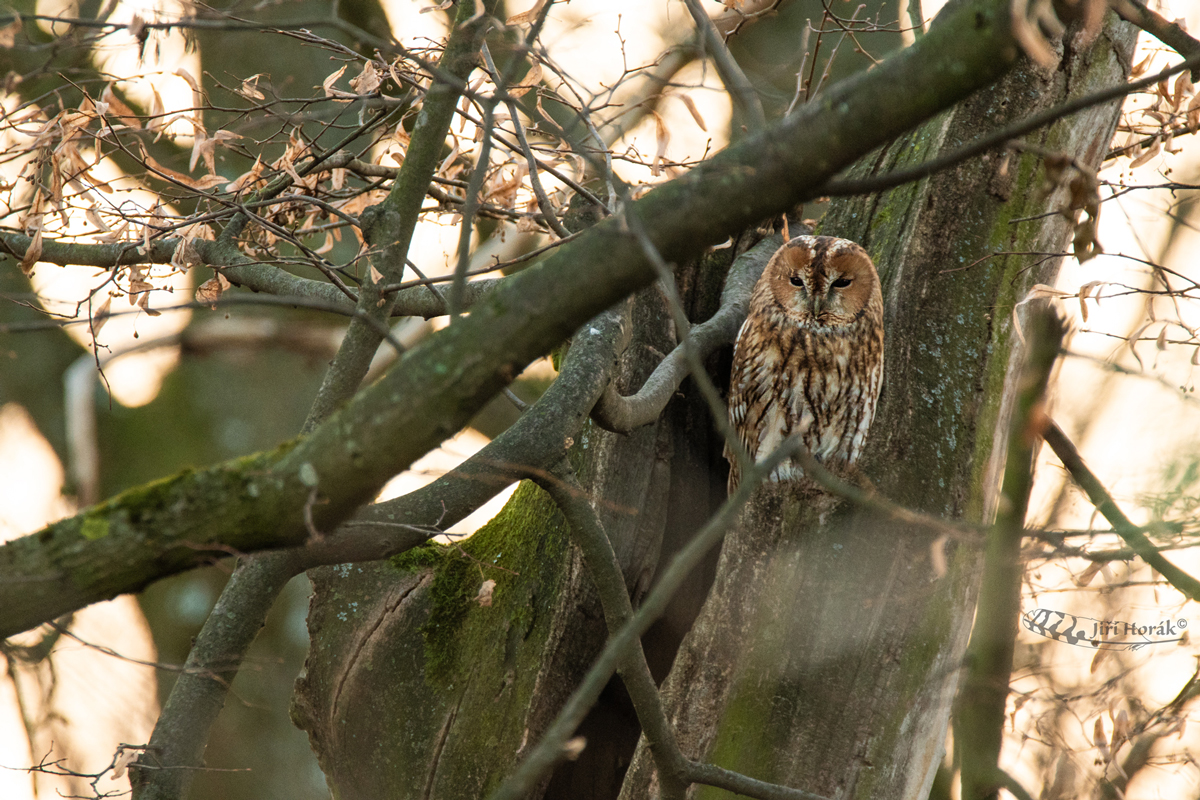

[682,0,767,133]
[591,234,780,433]
[1109,0,1200,76]
[821,51,1200,198]
[1042,420,1200,600]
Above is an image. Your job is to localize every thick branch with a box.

[0,0,1030,638]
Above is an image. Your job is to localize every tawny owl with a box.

[725,235,884,493]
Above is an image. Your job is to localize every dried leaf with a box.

[171,236,203,270]
[227,155,265,193]
[100,84,141,129]
[1156,325,1168,350]
[195,273,231,308]
[1075,560,1103,587]
[651,111,669,177]
[146,84,168,134]
[475,578,496,607]
[84,205,111,233]
[369,264,384,284]
[351,62,382,95]
[1093,716,1111,761]
[315,230,336,254]
[1010,0,1058,69]
[506,0,548,25]
[91,295,112,339]
[676,93,708,131]
[323,64,352,98]
[420,0,453,12]
[19,226,42,275]
[1113,709,1130,743]
[111,746,138,780]
[509,61,542,98]
[1129,136,1161,168]
[1130,51,1155,78]
[1173,72,1194,111]
[175,67,204,112]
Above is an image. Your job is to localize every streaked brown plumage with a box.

[725,235,884,493]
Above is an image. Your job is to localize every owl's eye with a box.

[789,276,804,288]
[831,276,852,289]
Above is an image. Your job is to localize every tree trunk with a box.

[618,17,1137,800]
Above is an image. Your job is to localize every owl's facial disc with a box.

[764,235,879,328]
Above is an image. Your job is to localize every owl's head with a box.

[760,235,881,329]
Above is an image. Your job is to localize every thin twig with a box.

[682,0,767,132]
[1042,420,1200,600]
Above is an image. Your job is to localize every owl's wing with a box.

[725,319,784,489]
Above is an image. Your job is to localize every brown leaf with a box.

[101,84,141,129]
[1156,325,1168,350]
[651,111,669,177]
[146,85,168,134]
[676,93,708,131]
[91,295,112,339]
[1075,560,1103,587]
[369,264,385,284]
[509,61,542,98]
[171,236,204,271]
[420,0,453,12]
[351,62,382,95]
[239,74,267,102]
[1129,136,1161,168]
[506,0,548,25]
[1010,0,1058,69]
[323,64,353,99]
[195,273,231,308]
[19,226,42,275]
[1093,716,1111,761]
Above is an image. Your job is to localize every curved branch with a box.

[591,234,780,433]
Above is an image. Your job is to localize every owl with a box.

[725,235,884,493]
